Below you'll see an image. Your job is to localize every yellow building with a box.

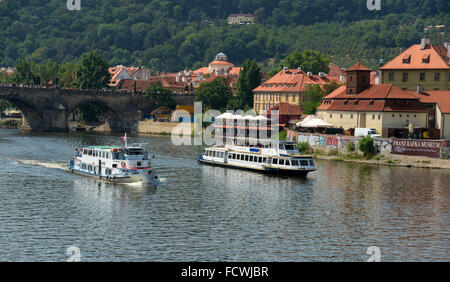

[380,38,450,90]
[253,68,339,114]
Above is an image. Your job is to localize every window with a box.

[372,114,375,120]
[378,114,381,120]
[420,73,426,81]
[300,160,309,166]
[249,156,254,162]
[402,55,411,64]
[402,73,408,82]
[434,72,440,81]
[392,114,395,118]
[285,160,290,166]
[329,114,333,118]
[422,54,430,63]
[388,72,394,81]
[245,155,249,161]
[240,154,245,161]
[272,158,278,165]
[279,159,285,165]
[291,160,299,167]
[340,114,343,119]
[351,114,354,119]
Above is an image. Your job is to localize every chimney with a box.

[417,85,424,94]
[445,42,450,62]
[283,66,288,72]
[420,38,431,50]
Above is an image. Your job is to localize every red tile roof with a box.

[209,60,234,66]
[347,62,371,71]
[253,69,339,94]
[380,44,450,70]
[408,90,450,114]
[268,103,303,116]
[318,84,428,112]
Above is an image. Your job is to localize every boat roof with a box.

[86,146,121,150]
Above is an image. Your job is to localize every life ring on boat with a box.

[121,161,127,168]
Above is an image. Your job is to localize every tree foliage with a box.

[302,81,340,114]
[74,52,110,90]
[237,59,263,109]
[195,77,232,112]
[144,82,174,108]
[0,1,447,71]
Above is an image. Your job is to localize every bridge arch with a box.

[0,97,43,131]
[68,100,123,131]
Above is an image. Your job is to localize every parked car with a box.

[354,128,381,138]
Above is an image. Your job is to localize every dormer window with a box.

[402,54,411,64]
[422,54,430,64]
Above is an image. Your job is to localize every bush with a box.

[278,130,287,141]
[346,142,356,152]
[297,142,311,154]
[359,136,374,156]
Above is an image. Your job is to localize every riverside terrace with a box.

[0,84,194,132]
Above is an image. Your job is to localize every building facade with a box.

[227,14,255,25]
[317,63,431,136]
[380,38,450,90]
[253,68,338,114]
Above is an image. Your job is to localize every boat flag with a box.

[122,133,127,147]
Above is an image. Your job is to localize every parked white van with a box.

[354,128,381,138]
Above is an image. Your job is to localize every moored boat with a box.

[199,140,316,177]
[68,134,158,184]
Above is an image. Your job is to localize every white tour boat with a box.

[199,140,316,177]
[68,134,158,184]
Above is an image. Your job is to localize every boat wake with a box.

[15,159,67,170]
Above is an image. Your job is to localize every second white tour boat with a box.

[199,140,316,177]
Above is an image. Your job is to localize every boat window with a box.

[309,160,315,166]
[291,160,299,167]
[285,144,295,150]
[285,160,291,166]
[106,152,110,159]
[279,159,285,165]
[112,164,117,168]
[278,144,284,150]
[228,153,232,159]
[272,158,278,165]
[245,155,249,161]
[249,156,253,162]
[300,160,309,166]
[259,157,262,163]
[240,154,244,161]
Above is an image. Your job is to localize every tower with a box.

[345,62,371,95]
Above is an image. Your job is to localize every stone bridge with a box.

[0,86,194,132]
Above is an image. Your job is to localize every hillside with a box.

[0,0,449,71]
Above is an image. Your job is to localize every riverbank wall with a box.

[137,120,192,135]
[289,131,450,161]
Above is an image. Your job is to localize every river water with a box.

[0,130,448,262]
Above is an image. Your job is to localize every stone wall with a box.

[138,120,192,135]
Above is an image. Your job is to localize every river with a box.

[0,130,448,262]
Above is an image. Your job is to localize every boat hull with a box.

[68,167,158,184]
[198,159,315,177]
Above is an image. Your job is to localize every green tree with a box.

[58,62,78,89]
[301,81,340,114]
[14,58,35,85]
[237,59,263,109]
[74,52,110,90]
[280,50,330,74]
[195,77,232,112]
[144,82,174,108]
[36,59,60,86]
